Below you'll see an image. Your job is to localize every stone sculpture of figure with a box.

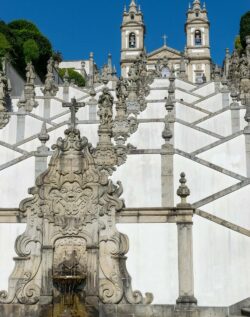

[155,59,162,77]
[0,72,6,101]
[81,61,87,80]
[47,57,54,74]
[116,76,128,101]
[98,87,113,128]
[25,62,36,85]
[239,54,249,79]
[128,64,138,83]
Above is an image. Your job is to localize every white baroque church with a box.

[0,0,250,316]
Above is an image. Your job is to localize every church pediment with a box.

[147,45,182,60]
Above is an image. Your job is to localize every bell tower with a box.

[121,0,145,77]
[185,0,211,83]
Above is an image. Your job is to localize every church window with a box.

[130,13,135,20]
[129,32,136,48]
[195,12,199,17]
[161,67,170,78]
[194,30,202,46]
[195,71,204,84]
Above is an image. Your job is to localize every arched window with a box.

[129,32,136,48]
[194,30,202,46]
[161,67,170,78]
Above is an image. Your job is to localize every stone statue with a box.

[42,57,58,97]
[239,54,249,79]
[0,72,6,102]
[25,61,36,85]
[47,57,54,74]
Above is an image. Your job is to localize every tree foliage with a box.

[59,68,85,87]
[0,32,11,56]
[23,39,40,62]
[240,11,250,49]
[0,19,55,80]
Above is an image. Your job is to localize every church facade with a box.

[121,0,212,83]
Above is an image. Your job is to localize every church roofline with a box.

[147,45,183,58]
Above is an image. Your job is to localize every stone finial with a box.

[38,122,49,145]
[162,117,172,143]
[177,172,191,206]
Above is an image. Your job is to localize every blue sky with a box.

[1,0,249,71]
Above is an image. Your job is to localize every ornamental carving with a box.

[0,125,153,308]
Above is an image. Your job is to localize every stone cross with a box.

[162,34,168,47]
[63,97,85,129]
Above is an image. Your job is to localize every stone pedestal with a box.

[161,144,174,206]
[44,98,51,119]
[244,127,250,177]
[63,85,69,102]
[35,146,49,179]
[230,102,240,133]
[176,219,197,306]
[16,110,26,142]
[222,91,229,108]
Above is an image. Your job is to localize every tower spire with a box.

[129,0,137,13]
[193,0,201,10]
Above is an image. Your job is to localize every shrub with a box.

[59,68,85,87]
[235,35,243,52]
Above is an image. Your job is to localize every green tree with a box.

[23,39,40,62]
[8,20,40,34]
[0,32,11,57]
[240,11,250,49]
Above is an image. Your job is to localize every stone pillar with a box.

[35,122,49,179]
[244,98,250,177]
[16,109,26,142]
[176,173,197,306]
[221,77,229,108]
[214,65,221,93]
[44,97,51,119]
[89,52,94,87]
[161,143,174,206]
[63,69,70,102]
[162,92,175,206]
[230,88,240,134]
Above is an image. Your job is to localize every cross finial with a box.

[62,97,85,129]
[162,34,167,47]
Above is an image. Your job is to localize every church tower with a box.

[185,0,211,83]
[121,0,145,77]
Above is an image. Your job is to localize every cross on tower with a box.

[162,34,168,47]
[62,97,85,129]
